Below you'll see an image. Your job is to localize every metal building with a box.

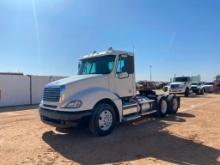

[0,72,64,107]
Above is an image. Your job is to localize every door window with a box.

[117,55,127,73]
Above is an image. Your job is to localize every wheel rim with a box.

[161,100,167,114]
[98,110,113,131]
[172,98,178,110]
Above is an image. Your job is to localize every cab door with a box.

[113,54,136,98]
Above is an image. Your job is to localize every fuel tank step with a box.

[141,110,157,116]
[122,114,141,122]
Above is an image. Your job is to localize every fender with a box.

[61,87,123,121]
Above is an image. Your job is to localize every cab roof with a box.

[80,48,134,60]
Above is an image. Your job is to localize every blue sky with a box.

[0,0,219,81]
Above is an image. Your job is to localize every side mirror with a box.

[78,63,81,70]
[78,62,82,75]
[118,72,129,79]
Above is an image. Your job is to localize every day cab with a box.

[39,48,180,136]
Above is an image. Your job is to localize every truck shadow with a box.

[42,113,220,165]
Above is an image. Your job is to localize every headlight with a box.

[59,94,65,103]
[65,100,82,109]
[59,85,66,103]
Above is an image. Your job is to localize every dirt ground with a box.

[0,93,220,165]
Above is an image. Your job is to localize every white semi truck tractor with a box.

[39,48,180,136]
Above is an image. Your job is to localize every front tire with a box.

[200,89,204,95]
[89,103,116,136]
[196,90,200,95]
[185,88,189,97]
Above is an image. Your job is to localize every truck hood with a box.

[191,85,197,87]
[46,74,102,87]
[203,85,213,87]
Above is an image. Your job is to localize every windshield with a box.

[174,77,189,82]
[78,55,116,75]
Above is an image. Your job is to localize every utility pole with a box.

[149,65,152,81]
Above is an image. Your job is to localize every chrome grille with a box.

[43,87,60,102]
[171,84,180,89]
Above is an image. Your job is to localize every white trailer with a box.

[39,48,180,136]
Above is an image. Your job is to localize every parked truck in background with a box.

[39,48,180,136]
[203,82,214,93]
[191,83,205,95]
[190,75,205,95]
[169,75,205,96]
[169,76,192,97]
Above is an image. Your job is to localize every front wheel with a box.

[89,103,116,136]
[200,89,204,95]
[185,88,189,97]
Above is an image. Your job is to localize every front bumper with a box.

[191,87,199,93]
[39,107,92,128]
[169,88,185,94]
